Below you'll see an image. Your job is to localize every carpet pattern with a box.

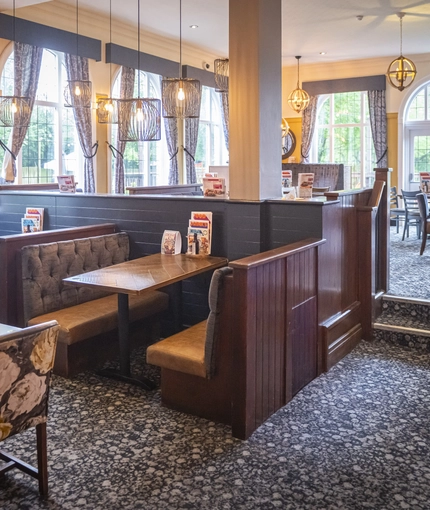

[1,341,430,510]
[389,228,430,300]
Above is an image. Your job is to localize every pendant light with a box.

[214,58,229,93]
[387,13,417,92]
[117,0,161,141]
[0,0,31,128]
[287,56,310,113]
[64,0,92,108]
[97,0,118,123]
[161,0,201,118]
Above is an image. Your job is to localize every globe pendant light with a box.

[97,0,118,124]
[161,0,201,118]
[214,58,229,93]
[287,56,310,113]
[0,0,32,128]
[387,13,417,92]
[64,0,92,108]
[117,0,161,141]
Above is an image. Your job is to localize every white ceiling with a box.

[3,0,430,64]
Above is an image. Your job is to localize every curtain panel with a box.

[184,118,199,183]
[2,42,43,183]
[64,54,95,193]
[300,95,319,163]
[162,77,179,185]
[368,90,388,168]
[114,66,135,194]
[219,92,229,152]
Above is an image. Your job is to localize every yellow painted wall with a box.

[387,113,398,188]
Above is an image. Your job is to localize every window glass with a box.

[407,88,426,121]
[312,91,376,189]
[0,49,82,184]
[194,86,228,182]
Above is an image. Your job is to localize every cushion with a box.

[28,291,169,346]
[146,321,207,378]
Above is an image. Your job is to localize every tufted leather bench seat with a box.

[147,267,233,424]
[20,233,169,377]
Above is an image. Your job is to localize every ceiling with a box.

[3,0,430,64]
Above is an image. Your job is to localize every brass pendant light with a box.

[117,0,161,141]
[97,0,118,123]
[0,0,32,128]
[288,56,310,113]
[161,0,201,118]
[214,58,229,93]
[387,13,417,92]
[64,0,92,108]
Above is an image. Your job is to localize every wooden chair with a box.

[401,189,421,240]
[390,186,405,233]
[417,193,430,255]
[0,320,59,496]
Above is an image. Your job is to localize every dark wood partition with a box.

[0,224,117,326]
[229,239,325,440]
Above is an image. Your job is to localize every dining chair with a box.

[417,193,430,255]
[390,186,405,233]
[0,320,59,496]
[401,189,421,240]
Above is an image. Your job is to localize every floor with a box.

[389,227,430,300]
[1,339,429,510]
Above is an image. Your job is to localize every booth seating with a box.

[147,267,234,425]
[20,233,169,378]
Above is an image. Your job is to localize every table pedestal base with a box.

[96,368,157,390]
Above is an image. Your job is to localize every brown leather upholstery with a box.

[28,292,169,346]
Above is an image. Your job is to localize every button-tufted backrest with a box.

[21,233,130,324]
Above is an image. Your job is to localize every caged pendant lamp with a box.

[0,0,31,128]
[117,0,161,141]
[64,0,92,108]
[161,0,201,118]
[287,56,310,113]
[386,12,417,92]
[97,0,118,123]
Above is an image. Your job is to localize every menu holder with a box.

[161,230,182,255]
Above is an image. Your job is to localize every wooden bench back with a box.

[20,233,129,324]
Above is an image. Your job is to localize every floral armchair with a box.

[0,320,59,496]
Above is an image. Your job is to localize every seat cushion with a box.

[28,291,169,346]
[147,321,207,378]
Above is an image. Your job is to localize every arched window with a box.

[194,86,228,182]
[404,82,430,185]
[110,69,169,191]
[311,91,376,189]
[0,47,83,184]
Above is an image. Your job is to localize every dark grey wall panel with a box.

[303,75,386,96]
[106,43,178,77]
[182,65,216,88]
[0,14,101,61]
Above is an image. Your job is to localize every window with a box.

[0,47,82,184]
[110,70,169,191]
[405,82,430,184]
[311,91,376,189]
[194,86,228,183]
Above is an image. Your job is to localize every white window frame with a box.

[0,45,84,185]
[310,91,375,189]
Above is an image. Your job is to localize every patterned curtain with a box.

[2,42,43,182]
[368,90,388,168]
[300,95,319,163]
[184,118,199,183]
[162,77,180,185]
[114,66,135,194]
[219,92,229,151]
[64,54,95,193]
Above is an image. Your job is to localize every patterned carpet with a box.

[1,340,429,510]
[389,227,430,300]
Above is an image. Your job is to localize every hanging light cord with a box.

[296,57,301,88]
[76,0,79,56]
[179,0,182,79]
[399,15,403,55]
[137,0,141,98]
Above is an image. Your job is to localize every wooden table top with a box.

[63,253,228,295]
